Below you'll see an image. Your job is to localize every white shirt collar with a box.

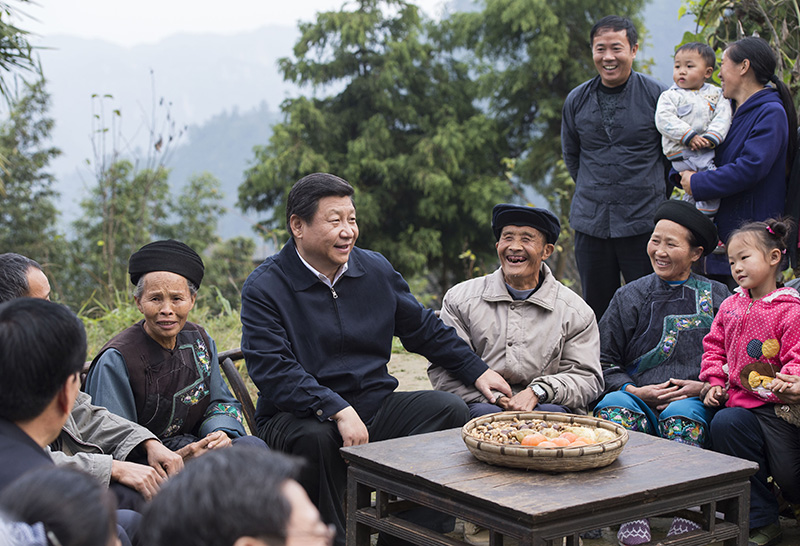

[295,247,348,288]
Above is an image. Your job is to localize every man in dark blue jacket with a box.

[241,172,511,546]
[0,298,84,492]
[562,15,668,320]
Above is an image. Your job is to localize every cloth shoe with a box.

[666,517,701,536]
[463,522,490,546]
[617,519,650,546]
[748,521,782,546]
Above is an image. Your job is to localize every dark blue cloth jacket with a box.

[241,240,488,429]
[684,88,788,275]
[562,71,669,239]
[0,419,53,492]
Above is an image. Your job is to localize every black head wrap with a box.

[128,240,205,287]
[653,200,718,256]
[491,204,561,244]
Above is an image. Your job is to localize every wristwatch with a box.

[530,383,548,404]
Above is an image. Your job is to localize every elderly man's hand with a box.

[332,406,369,447]
[774,373,800,404]
[111,460,164,500]
[501,388,538,412]
[474,369,512,403]
[143,438,183,478]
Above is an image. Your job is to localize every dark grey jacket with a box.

[562,71,669,238]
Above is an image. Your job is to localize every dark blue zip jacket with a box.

[241,239,488,429]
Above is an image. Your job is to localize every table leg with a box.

[347,471,372,546]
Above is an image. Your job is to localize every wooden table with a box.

[341,428,758,546]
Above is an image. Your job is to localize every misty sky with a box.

[24,0,449,47]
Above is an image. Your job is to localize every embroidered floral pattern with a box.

[180,382,209,405]
[659,416,705,447]
[195,338,210,373]
[596,406,650,433]
[163,420,183,438]
[206,403,243,425]
[636,278,715,373]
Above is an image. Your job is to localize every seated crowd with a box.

[1,172,799,546]
[1,16,799,545]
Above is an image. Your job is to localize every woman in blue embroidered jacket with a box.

[594,201,731,545]
[593,201,730,446]
[85,240,258,456]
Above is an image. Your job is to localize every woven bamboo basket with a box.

[461,411,628,472]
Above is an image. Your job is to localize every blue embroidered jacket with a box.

[599,272,730,394]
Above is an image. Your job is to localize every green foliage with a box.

[239,0,512,292]
[159,172,225,252]
[203,236,258,313]
[0,79,62,265]
[0,1,39,101]
[59,164,230,311]
[679,0,800,110]
[66,162,170,308]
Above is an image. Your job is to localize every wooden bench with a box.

[217,347,257,433]
[81,347,257,434]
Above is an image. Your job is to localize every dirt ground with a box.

[385,352,800,546]
[387,351,432,391]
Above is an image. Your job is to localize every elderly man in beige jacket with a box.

[428,204,603,418]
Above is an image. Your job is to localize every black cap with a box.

[491,204,561,244]
[128,240,205,287]
[653,200,718,256]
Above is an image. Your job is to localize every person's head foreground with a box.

[141,446,333,546]
[287,173,358,281]
[590,15,638,88]
[726,217,793,299]
[128,239,204,350]
[0,253,50,303]
[649,200,718,282]
[0,466,119,546]
[491,204,559,291]
[673,42,715,91]
[0,298,86,431]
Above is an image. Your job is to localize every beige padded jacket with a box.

[428,265,603,414]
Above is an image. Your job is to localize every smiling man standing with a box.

[562,15,668,320]
[241,173,511,546]
[429,204,602,418]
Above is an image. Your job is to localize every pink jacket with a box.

[700,287,800,408]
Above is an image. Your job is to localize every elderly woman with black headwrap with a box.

[593,201,731,446]
[592,201,732,545]
[85,240,262,457]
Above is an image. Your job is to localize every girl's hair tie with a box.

[766,225,776,235]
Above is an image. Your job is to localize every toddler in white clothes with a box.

[655,42,732,219]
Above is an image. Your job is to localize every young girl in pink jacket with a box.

[700,219,800,406]
[700,217,800,546]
